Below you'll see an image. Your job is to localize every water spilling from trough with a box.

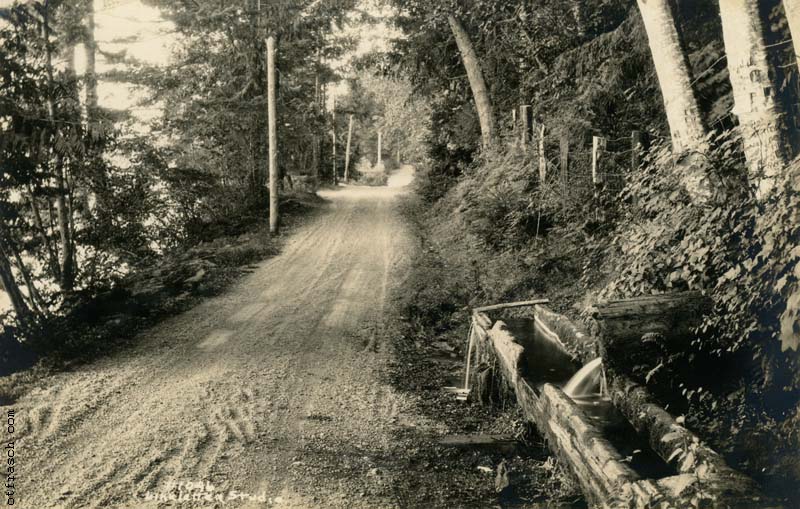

[469,303,771,506]
[563,357,605,398]
[494,318,676,480]
[563,357,675,480]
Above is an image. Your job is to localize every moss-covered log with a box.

[606,370,770,507]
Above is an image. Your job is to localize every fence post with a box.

[520,105,532,147]
[538,123,546,182]
[559,135,569,206]
[592,135,607,185]
[511,108,517,142]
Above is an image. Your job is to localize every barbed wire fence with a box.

[509,108,650,216]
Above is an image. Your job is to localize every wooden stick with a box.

[463,321,475,390]
[538,123,546,182]
[592,135,606,185]
[472,299,550,313]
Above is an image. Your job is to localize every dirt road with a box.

[11,166,461,508]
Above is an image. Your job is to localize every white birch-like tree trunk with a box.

[784,0,800,70]
[447,15,495,149]
[719,0,788,198]
[636,0,707,154]
[84,0,98,120]
[44,2,75,291]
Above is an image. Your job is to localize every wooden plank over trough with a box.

[473,299,550,313]
[471,305,777,508]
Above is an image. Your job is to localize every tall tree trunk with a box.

[447,15,495,149]
[26,187,59,281]
[84,0,98,121]
[43,1,75,291]
[637,0,722,202]
[0,240,31,322]
[12,249,46,315]
[83,0,105,212]
[636,0,707,155]
[0,222,46,315]
[719,0,789,198]
[785,0,800,70]
[315,47,322,110]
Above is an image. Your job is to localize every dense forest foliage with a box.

[0,0,359,332]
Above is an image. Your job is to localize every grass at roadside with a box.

[383,192,585,507]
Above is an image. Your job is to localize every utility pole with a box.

[377,131,382,165]
[332,130,337,185]
[313,47,320,187]
[267,36,279,234]
[332,95,337,185]
[345,114,353,183]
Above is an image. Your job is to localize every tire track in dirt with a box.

[13,167,435,509]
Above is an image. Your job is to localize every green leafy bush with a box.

[594,131,800,498]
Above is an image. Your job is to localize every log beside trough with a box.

[591,291,711,362]
[468,300,776,508]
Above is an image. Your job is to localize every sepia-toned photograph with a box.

[0,0,799,507]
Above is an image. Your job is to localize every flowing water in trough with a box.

[501,318,580,386]
[500,318,676,480]
[563,357,605,397]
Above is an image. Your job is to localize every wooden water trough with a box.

[467,299,777,508]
